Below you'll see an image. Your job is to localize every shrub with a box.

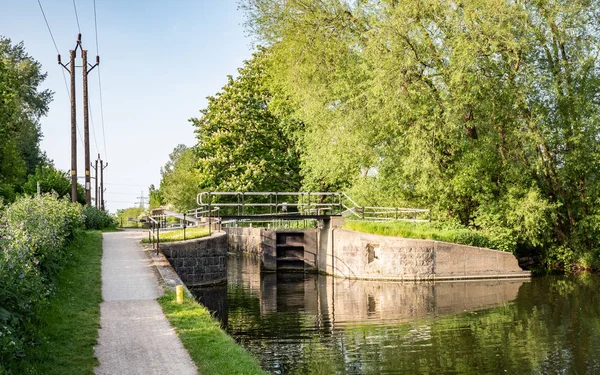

[343,220,515,252]
[0,194,82,364]
[82,206,116,230]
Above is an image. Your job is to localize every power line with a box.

[37,0,84,148]
[106,183,149,188]
[37,0,59,52]
[93,0,108,161]
[88,96,100,155]
[36,0,69,106]
[93,0,99,53]
[72,0,81,34]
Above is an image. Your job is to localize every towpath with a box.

[94,230,197,375]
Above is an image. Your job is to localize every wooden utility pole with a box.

[82,48,99,206]
[91,156,99,208]
[100,157,108,211]
[59,35,81,203]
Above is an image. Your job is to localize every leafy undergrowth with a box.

[142,226,210,243]
[344,220,514,252]
[6,230,103,375]
[158,290,265,375]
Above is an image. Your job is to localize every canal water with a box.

[192,254,600,375]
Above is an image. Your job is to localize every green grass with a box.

[344,220,506,250]
[141,226,210,243]
[158,290,266,375]
[101,226,122,232]
[10,230,103,375]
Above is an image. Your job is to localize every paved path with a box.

[95,230,197,375]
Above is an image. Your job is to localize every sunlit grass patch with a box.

[141,225,210,243]
[343,220,509,251]
[158,290,265,375]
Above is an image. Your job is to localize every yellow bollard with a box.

[176,285,184,304]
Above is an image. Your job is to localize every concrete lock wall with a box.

[329,229,529,280]
[225,227,318,272]
[225,226,529,281]
[160,232,227,286]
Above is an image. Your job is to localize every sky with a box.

[0,0,253,212]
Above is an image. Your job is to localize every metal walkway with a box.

[190,191,430,222]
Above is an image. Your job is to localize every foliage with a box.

[22,165,86,205]
[140,225,209,243]
[115,206,146,228]
[148,184,165,209]
[0,194,83,364]
[157,145,202,212]
[5,231,102,375]
[242,0,600,269]
[0,37,52,203]
[158,289,266,375]
[344,220,514,252]
[190,49,302,193]
[82,206,116,230]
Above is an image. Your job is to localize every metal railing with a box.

[195,191,430,223]
[147,216,160,254]
[197,191,344,217]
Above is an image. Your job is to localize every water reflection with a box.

[223,254,527,328]
[194,254,600,375]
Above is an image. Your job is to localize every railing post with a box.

[208,195,212,236]
[183,213,186,241]
[156,221,160,255]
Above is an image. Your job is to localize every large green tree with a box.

[0,37,51,202]
[190,49,302,193]
[158,145,202,212]
[243,0,600,265]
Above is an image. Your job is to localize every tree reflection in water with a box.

[192,254,600,375]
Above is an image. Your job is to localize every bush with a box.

[343,220,515,252]
[0,194,82,364]
[82,206,116,230]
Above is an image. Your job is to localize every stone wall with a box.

[224,225,529,281]
[226,227,263,254]
[160,232,227,286]
[330,229,529,280]
[224,227,317,271]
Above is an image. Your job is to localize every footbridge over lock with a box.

[181,191,530,281]
[190,191,431,222]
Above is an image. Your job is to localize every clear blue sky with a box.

[1,0,253,212]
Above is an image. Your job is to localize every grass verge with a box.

[344,220,508,251]
[9,230,103,375]
[158,290,265,375]
[142,226,210,243]
[101,227,122,232]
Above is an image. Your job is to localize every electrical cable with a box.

[89,100,100,156]
[93,0,109,161]
[37,0,85,148]
[72,0,81,34]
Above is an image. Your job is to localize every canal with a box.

[192,253,600,374]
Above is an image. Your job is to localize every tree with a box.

[190,49,302,193]
[158,145,201,212]
[243,0,600,266]
[0,37,52,202]
[22,165,86,205]
[148,184,165,209]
